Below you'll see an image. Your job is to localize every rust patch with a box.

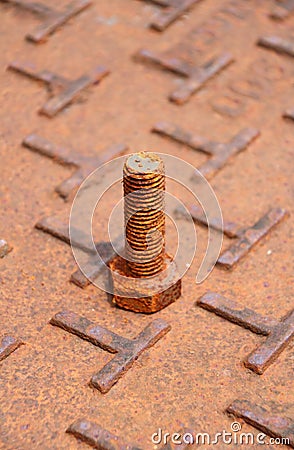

[23,134,127,199]
[198,292,294,374]
[8,62,109,117]
[0,335,23,362]
[153,122,260,179]
[110,254,182,313]
[217,207,287,270]
[227,400,294,448]
[50,310,171,393]
[258,36,294,58]
[0,0,91,43]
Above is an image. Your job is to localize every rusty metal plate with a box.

[0,0,293,449]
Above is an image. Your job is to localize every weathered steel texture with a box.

[0,239,12,258]
[34,214,119,288]
[0,0,91,43]
[270,0,294,20]
[1,0,293,448]
[227,400,294,448]
[180,206,287,268]
[0,335,23,362]
[110,255,182,313]
[50,310,171,393]
[258,36,294,58]
[8,62,109,117]
[149,0,203,32]
[136,50,234,104]
[70,241,117,288]
[67,419,142,450]
[135,2,260,107]
[153,121,260,179]
[217,207,287,269]
[189,205,242,238]
[245,309,294,374]
[172,53,233,105]
[198,292,294,374]
[35,216,94,253]
[23,134,127,199]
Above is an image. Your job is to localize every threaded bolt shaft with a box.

[123,152,165,277]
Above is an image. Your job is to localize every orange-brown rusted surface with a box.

[0,0,293,449]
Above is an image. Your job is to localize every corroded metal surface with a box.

[177,206,287,269]
[153,121,260,178]
[50,310,171,393]
[0,0,293,449]
[245,309,294,374]
[189,204,242,238]
[67,420,194,450]
[67,419,142,450]
[227,400,294,447]
[23,134,127,199]
[198,292,294,374]
[136,50,234,104]
[9,62,109,117]
[217,207,287,269]
[1,0,92,43]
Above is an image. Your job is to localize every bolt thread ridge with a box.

[123,152,165,277]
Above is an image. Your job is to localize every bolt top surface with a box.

[125,152,164,175]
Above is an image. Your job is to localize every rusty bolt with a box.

[124,152,166,277]
[109,152,182,313]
